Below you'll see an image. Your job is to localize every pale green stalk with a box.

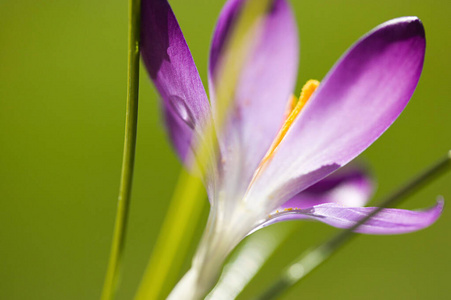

[100,1,141,300]
[257,151,451,300]
[135,169,206,300]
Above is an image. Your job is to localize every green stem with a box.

[135,169,206,300]
[257,151,451,300]
[100,1,141,299]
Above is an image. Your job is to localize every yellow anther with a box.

[298,79,320,109]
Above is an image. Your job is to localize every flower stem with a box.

[100,1,141,299]
[257,150,451,300]
[135,169,206,300]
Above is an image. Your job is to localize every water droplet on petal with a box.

[169,95,195,129]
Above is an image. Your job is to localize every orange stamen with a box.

[245,80,320,196]
[298,79,320,109]
[259,79,320,167]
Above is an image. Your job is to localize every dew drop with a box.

[169,95,195,129]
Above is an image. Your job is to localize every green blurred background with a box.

[0,0,450,299]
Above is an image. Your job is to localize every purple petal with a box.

[209,0,299,198]
[246,17,426,207]
[281,165,373,210]
[141,0,211,162]
[256,200,444,235]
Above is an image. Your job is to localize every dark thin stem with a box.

[257,150,451,300]
[101,1,141,299]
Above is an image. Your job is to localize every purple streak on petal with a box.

[209,0,299,199]
[141,0,211,162]
[281,166,373,210]
[247,17,426,207]
[254,200,444,235]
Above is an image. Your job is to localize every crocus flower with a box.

[141,0,443,298]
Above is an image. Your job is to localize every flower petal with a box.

[209,0,299,198]
[247,17,426,208]
[281,165,373,210]
[256,200,444,235]
[141,0,211,162]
